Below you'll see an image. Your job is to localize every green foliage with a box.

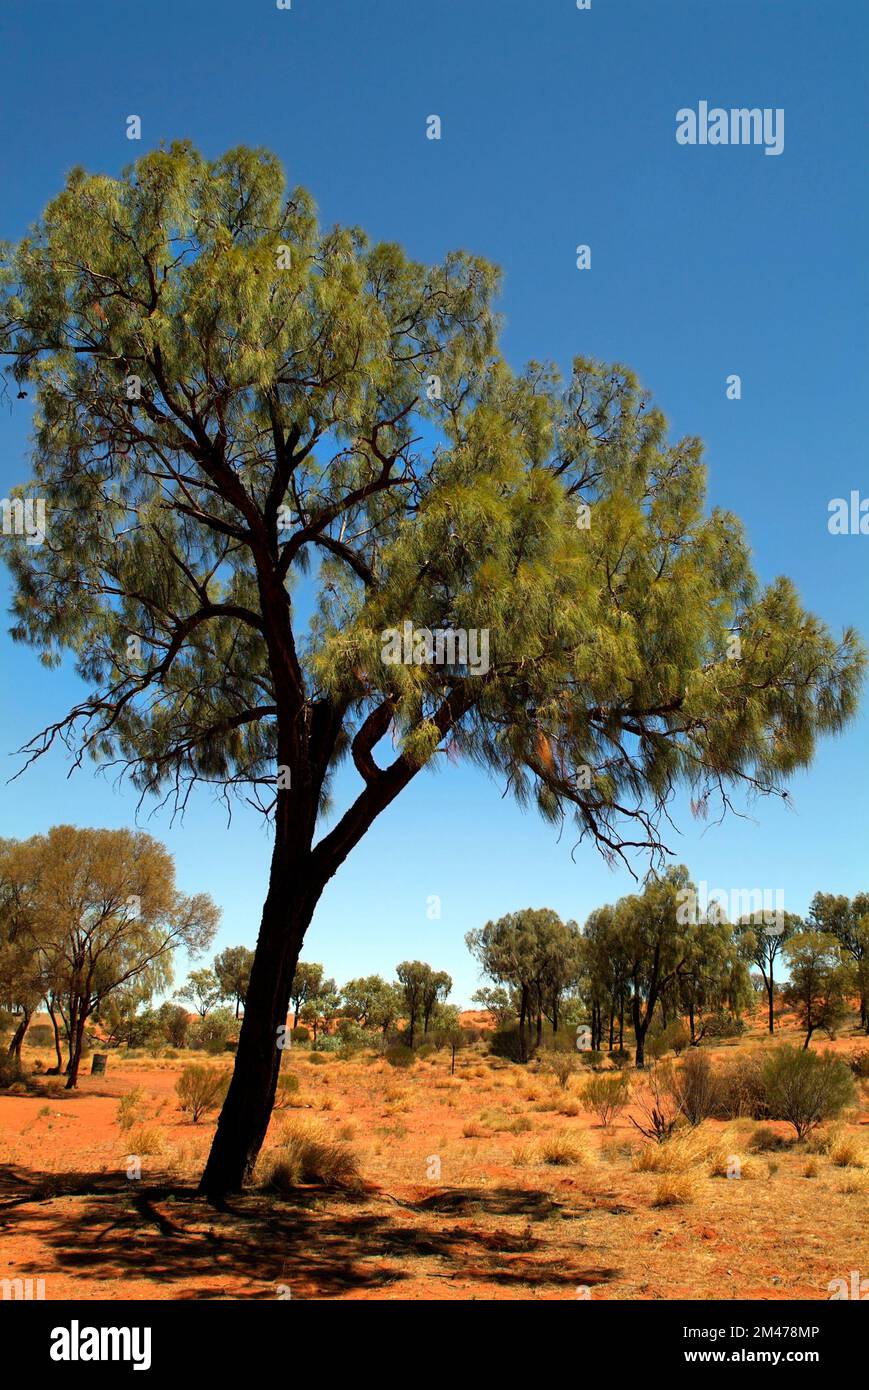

[190,1005,236,1053]
[384,1043,415,1069]
[581,1073,630,1126]
[213,946,254,1016]
[0,140,860,891]
[175,1064,230,1122]
[396,961,451,1047]
[783,932,852,1044]
[175,968,221,1018]
[762,1046,855,1140]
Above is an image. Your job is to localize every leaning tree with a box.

[0,143,863,1193]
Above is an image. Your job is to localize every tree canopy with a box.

[0,141,863,1191]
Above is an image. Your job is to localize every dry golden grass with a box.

[257,1117,360,1190]
[126,1123,166,1155]
[3,1024,867,1301]
[652,1172,698,1206]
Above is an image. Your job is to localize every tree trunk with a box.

[47,999,64,1073]
[688,1002,696,1044]
[200,853,320,1199]
[7,1008,31,1060]
[767,969,775,1034]
[632,991,647,1069]
[65,1006,89,1089]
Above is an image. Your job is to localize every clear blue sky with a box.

[0,0,866,1004]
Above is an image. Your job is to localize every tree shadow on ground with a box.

[0,1163,621,1298]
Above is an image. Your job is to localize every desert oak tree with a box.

[0,144,863,1192]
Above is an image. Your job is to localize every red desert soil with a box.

[1,1016,867,1301]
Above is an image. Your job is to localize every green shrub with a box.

[669,1051,718,1126]
[713,1055,767,1120]
[582,1073,630,1126]
[0,1054,26,1089]
[291,1026,311,1043]
[175,1065,229,1122]
[700,1011,746,1039]
[384,1043,415,1069]
[27,1024,54,1048]
[847,1049,869,1080]
[545,1050,577,1089]
[488,1026,525,1062]
[116,1087,146,1132]
[190,1006,236,1054]
[762,1046,855,1140]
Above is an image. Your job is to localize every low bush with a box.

[175,1065,229,1123]
[669,1051,718,1126]
[762,1046,855,1140]
[652,1172,697,1206]
[713,1055,767,1120]
[545,1050,577,1090]
[582,1073,630,1127]
[384,1043,415,1069]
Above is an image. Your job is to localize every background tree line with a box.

[467,870,869,1066]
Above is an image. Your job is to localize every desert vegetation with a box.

[1,874,867,1300]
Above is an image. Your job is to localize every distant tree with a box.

[735,911,801,1035]
[340,975,401,1033]
[808,892,869,1032]
[421,969,452,1036]
[289,962,329,1029]
[0,826,217,1086]
[396,961,451,1049]
[431,1005,466,1074]
[0,837,48,1060]
[678,915,753,1044]
[191,1005,236,1054]
[299,984,339,1047]
[466,910,576,1060]
[470,985,514,1027]
[2,143,862,1194]
[615,867,699,1068]
[214,946,255,1019]
[155,1000,191,1048]
[176,968,221,1019]
[783,932,852,1048]
[396,961,431,1051]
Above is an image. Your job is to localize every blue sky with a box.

[0,0,866,1004]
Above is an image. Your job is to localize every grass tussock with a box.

[126,1123,166,1155]
[258,1118,361,1191]
[652,1172,698,1207]
[633,1125,719,1174]
[536,1131,590,1167]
